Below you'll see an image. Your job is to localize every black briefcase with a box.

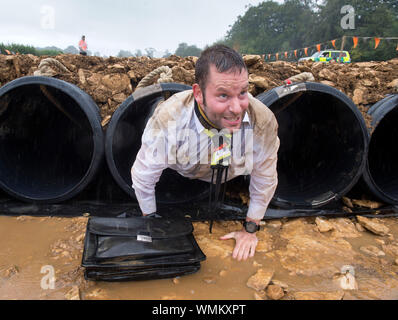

[81,215,206,281]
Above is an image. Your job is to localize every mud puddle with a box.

[1,215,398,300]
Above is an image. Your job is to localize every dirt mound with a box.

[1,53,397,128]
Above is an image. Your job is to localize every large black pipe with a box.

[363,94,398,204]
[105,83,209,205]
[256,82,369,208]
[0,76,104,202]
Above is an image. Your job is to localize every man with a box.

[79,35,88,56]
[131,45,279,261]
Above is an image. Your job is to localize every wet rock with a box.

[219,270,227,277]
[271,280,289,291]
[315,217,334,233]
[203,277,216,284]
[267,220,282,229]
[342,197,354,208]
[65,286,80,300]
[173,277,180,284]
[355,223,365,232]
[294,291,344,300]
[356,216,390,236]
[352,199,383,209]
[254,291,267,300]
[253,261,263,268]
[381,244,398,258]
[84,288,109,300]
[360,245,385,257]
[246,268,274,291]
[266,284,285,300]
[2,265,19,279]
[328,218,361,238]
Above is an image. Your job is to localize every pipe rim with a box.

[0,76,104,202]
[256,82,369,208]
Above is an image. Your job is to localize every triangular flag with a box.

[276,53,279,60]
[284,51,288,59]
[316,44,321,52]
[374,37,380,49]
[331,39,336,49]
[294,50,297,58]
[396,43,398,51]
[304,48,308,56]
[353,37,358,48]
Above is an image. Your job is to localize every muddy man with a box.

[131,45,280,261]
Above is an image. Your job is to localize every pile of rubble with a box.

[1,53,397,128]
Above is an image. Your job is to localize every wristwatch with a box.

[243,221,260,233]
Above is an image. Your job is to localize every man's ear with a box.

[192,83,204,105]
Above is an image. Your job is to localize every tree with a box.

[64,45,79,54]
[117,50,133,57]
[145,47,156,58]
[174,43,202,57]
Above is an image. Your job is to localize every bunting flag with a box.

[396,43,398,51]
[304,47,308,56]
[268,54,271,60]
[294,50,297,58]
[284,51,288,59]
[374,37,380,49]
[316,44,321,52]
[353,37,358,48]
[331,39,336,49]
[276,53,279,60]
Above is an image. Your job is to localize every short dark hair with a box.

[195,45,247,91]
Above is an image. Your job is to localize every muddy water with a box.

[1,215,398,300]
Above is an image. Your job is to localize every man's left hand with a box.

[220,230,258,261]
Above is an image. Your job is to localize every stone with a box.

[270,280,289,290]
[356,216,390,236]
[254,291,267,300]
[2,265,19,279]
[360,245,385,257]
[203,277,216,284]
[243,55,262,66]
[318,68,337,81]
[342,197,354,208]
[65,286,80,300]
[320,80,335,87]
[249,75,269,89]
[315,217,334,233]
[78,69,86,85]
[294,291,344,300]
[352,199,383,209]
[352,88,366,105]
[382,244,398,258]
[219,270,227,277]
[355,223,365,232]
[329,218,362,239]
[101,73,130,92]
[266,285,285,300]
[267,220,282,229]
[173,277,180,284]
[246,268,274,291]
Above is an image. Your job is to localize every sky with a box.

[0,0,276,57]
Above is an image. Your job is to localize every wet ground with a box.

[1,214,398,300]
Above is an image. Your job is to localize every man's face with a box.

[193,64,249,132]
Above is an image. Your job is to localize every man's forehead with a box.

[208,65,248,87]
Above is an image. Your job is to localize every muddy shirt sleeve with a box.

[247,115,280,220]
[131,115,169,215]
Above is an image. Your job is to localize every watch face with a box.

[244,221,258,233]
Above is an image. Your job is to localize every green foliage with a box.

[220,0,398,62]
[175,43,202,57]
[0,43,63,56]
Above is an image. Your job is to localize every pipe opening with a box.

[367,101,398,202]
[0,83,95,201]
[258,85,367,208]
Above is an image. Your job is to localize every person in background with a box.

[79,35,88,56]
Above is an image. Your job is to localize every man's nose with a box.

[229,97,244,114]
